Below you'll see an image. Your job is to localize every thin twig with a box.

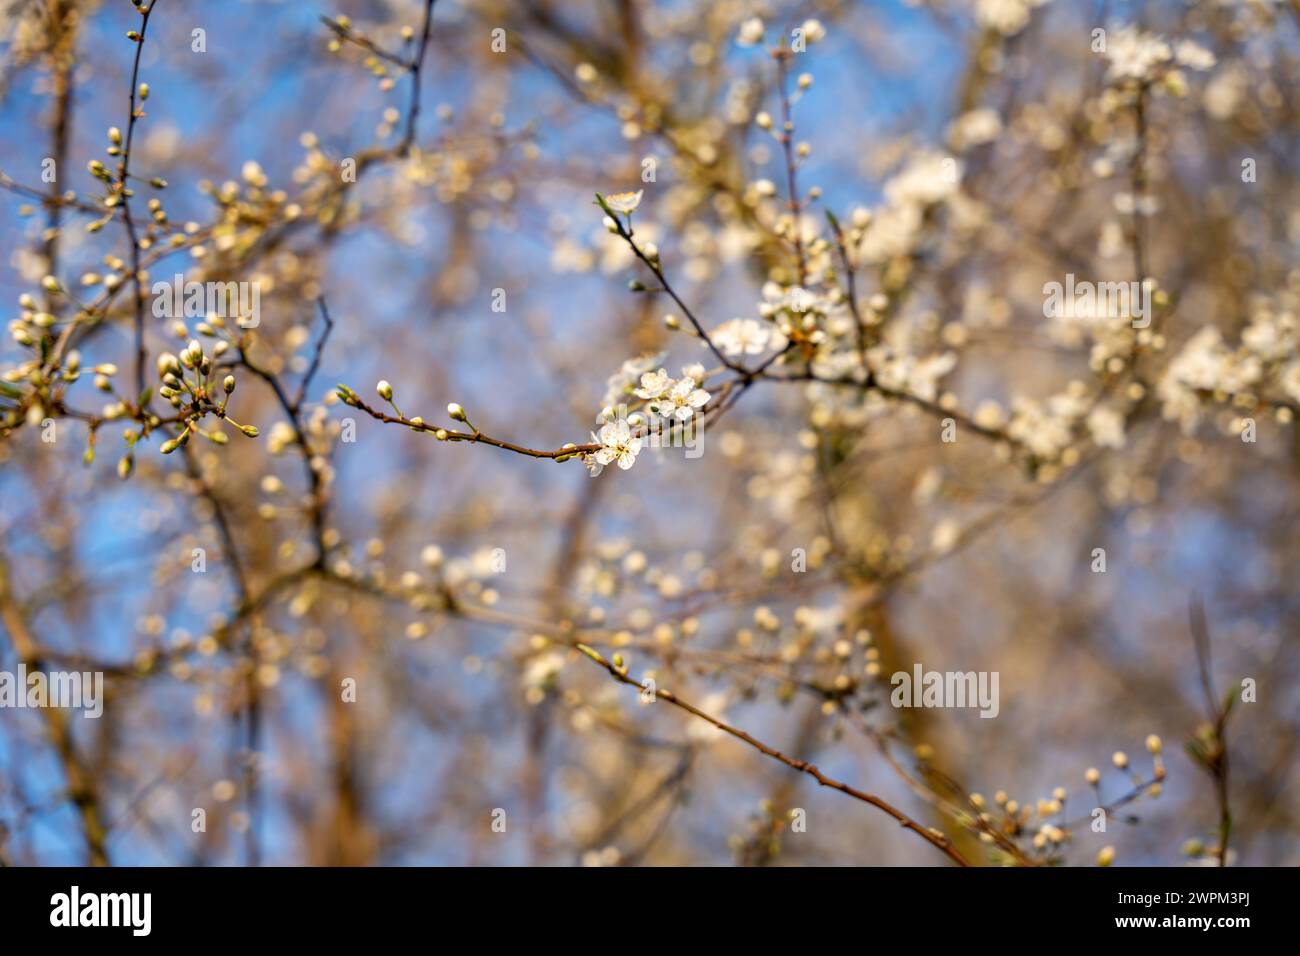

[118,1,156,400]
[571,643,971,866]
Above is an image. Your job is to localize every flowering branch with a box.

[596,192,748,374]
[336,385,599,461]
[118,0,156,400]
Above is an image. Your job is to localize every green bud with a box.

[576,643,606,664]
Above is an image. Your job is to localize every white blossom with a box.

[1104,26,1172,83]
[680,363,706,384]
[713,318,780,356]
[593,418,642,472]
[736,17,764,47]
[1174,40,1216,72]
[604,189,643,214]
[799,19,826,45]
[1086,405,1127,448]
[522,652,565,689]
[975,0,1051,38]
[659,378,710,421]
[948,108,1003,151]
[633,368,673,401]
[602,352,665,406]
[884,151,962,207]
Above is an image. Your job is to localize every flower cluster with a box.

[1103,25,1215,87]
[1158,294,1300,434]
[712,317,786,358]
[632,365,709,421]
[583,364,711,476]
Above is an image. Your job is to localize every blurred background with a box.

[0,0,1297,865]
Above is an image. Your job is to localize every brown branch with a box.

[773,50,807,286]
[571,643,971,866]
[0,552,111,865]
[400,0,438,156]
[598,195,747,374]
[118,0,156,400]
[1189,597,1233,867]
[343,392,598,460]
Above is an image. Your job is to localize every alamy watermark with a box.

[0,665,103,718]
[1043,273,1151,329]
[890,664,999,718]
[604,404,704,460]
[50,886,150,936]
[151,273,261,328]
